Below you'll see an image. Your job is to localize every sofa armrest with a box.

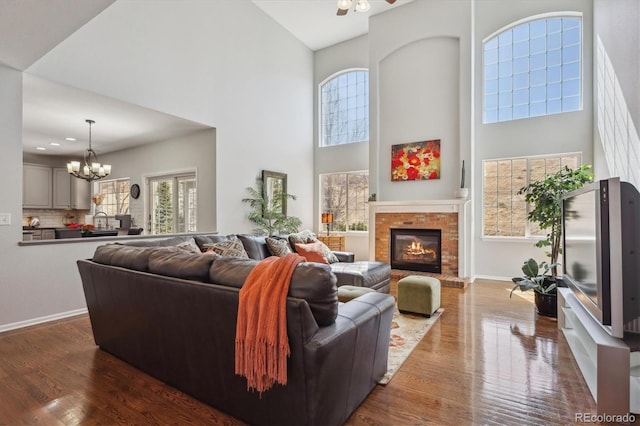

[302,292,394,424]
[333,250,355,263]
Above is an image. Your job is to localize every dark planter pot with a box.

[534,291,557,317]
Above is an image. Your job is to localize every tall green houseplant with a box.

[242,176,301,236]
[518,164,593,276]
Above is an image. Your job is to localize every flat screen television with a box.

[561,177,640,339]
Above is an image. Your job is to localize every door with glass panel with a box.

[148,173,197,234]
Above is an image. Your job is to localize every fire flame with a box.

[405,239,436,259]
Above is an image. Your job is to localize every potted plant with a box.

[511,258,559,317]
[242,175,301,236]
[517,164,593,277]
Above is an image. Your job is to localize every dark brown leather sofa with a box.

[195,234,392,293]
[78,238,395,425]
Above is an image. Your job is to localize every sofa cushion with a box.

[92,244,156,271]
[330,261,391,289]
[148,250,219,282]
[122,235,198,248]
[209,258,338,326]
[294,242,329,264]
[237,234,271,260]
[265,236,293,257]
[204,237,249,259]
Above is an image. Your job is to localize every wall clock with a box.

[130,184,140,199]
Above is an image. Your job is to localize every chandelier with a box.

[66,119,111,181]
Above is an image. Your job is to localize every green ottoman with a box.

[337,285,376,302]
[397,275,441,316]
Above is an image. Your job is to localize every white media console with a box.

[558,288,640,415]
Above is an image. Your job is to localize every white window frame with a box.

[482,12,583,124]
[318,68,369,147]
[93,177,130,217]
[319,170,369,234]
[143,169,197,235]
[482,152,582,240]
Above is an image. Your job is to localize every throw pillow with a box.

[176,240,203,254]
[288,229,317,247]
[294,242,329,264]
[265,237,293,257]
[204,238,249,259]
[289,229,339,264]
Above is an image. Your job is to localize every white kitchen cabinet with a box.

[23,164,52,208]
[53,168,90,209]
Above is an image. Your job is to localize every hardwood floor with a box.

[0,279,630,425]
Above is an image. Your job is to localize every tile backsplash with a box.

[23,209,90,228]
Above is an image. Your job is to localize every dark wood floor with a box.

[0,280,630,425]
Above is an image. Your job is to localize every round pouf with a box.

[397,275,441,316]
[337,285,376,302]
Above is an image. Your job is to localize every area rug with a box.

[378,306,444,385]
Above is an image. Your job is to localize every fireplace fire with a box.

[390,228,441,273]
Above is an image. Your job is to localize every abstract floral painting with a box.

[391,139,441,181]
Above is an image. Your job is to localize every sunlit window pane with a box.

[483,15,582,124]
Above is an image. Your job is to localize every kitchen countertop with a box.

[17,231,217,246]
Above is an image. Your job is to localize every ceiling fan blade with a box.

[386,0,397,3]
[337,8,348,16]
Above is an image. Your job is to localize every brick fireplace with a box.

[368,199,471,285]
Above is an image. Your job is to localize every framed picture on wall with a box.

[391,139,441,181]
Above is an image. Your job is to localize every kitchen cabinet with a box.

[30,229,56,240]
[23,164,52,208]
[53,168,90,209]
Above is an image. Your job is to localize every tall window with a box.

[96,178,130,216]
[320,69,369,146]
[320,172,369,231]
[148,173,197,235]
[483,153,580,237]
[483,14,582,123]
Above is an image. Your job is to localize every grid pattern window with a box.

[483,154,579,237]
[320,172,369,232]
[320,70,369,146]
[149,173,196,235]
[96,178,130,216]
[483,15,582,123]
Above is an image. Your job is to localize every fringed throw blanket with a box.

[235,253,305,393]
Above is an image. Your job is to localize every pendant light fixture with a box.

[67,119,111,181]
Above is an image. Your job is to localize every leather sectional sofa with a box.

[195,233,392,293]
[78,235,395,425]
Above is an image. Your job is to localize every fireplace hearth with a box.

[390,228,441,273]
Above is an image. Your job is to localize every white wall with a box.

[473,0,594,279]
[27,0,314,235]
[0,0,314,330]
[314,35,371,256]
[99,128,216,232]
[593,0,640,180]
[369,0,472,202]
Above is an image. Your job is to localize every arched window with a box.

[320,69,369,146]
[483,14,582,123]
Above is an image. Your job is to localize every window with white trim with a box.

[483,153,580,237]
[95,178,130,216]
[320,69,369,146]
[483,14,582,123]
[320,172,369,232]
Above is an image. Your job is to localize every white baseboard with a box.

[0,308,88,334]
[473,274,512,282]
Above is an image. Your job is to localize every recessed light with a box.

[49,142,60,146]
[65,137,76,141]
[36,147,46,151]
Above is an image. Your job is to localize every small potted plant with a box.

[511,258,558,317]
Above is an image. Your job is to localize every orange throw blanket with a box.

[235,253,305,393]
